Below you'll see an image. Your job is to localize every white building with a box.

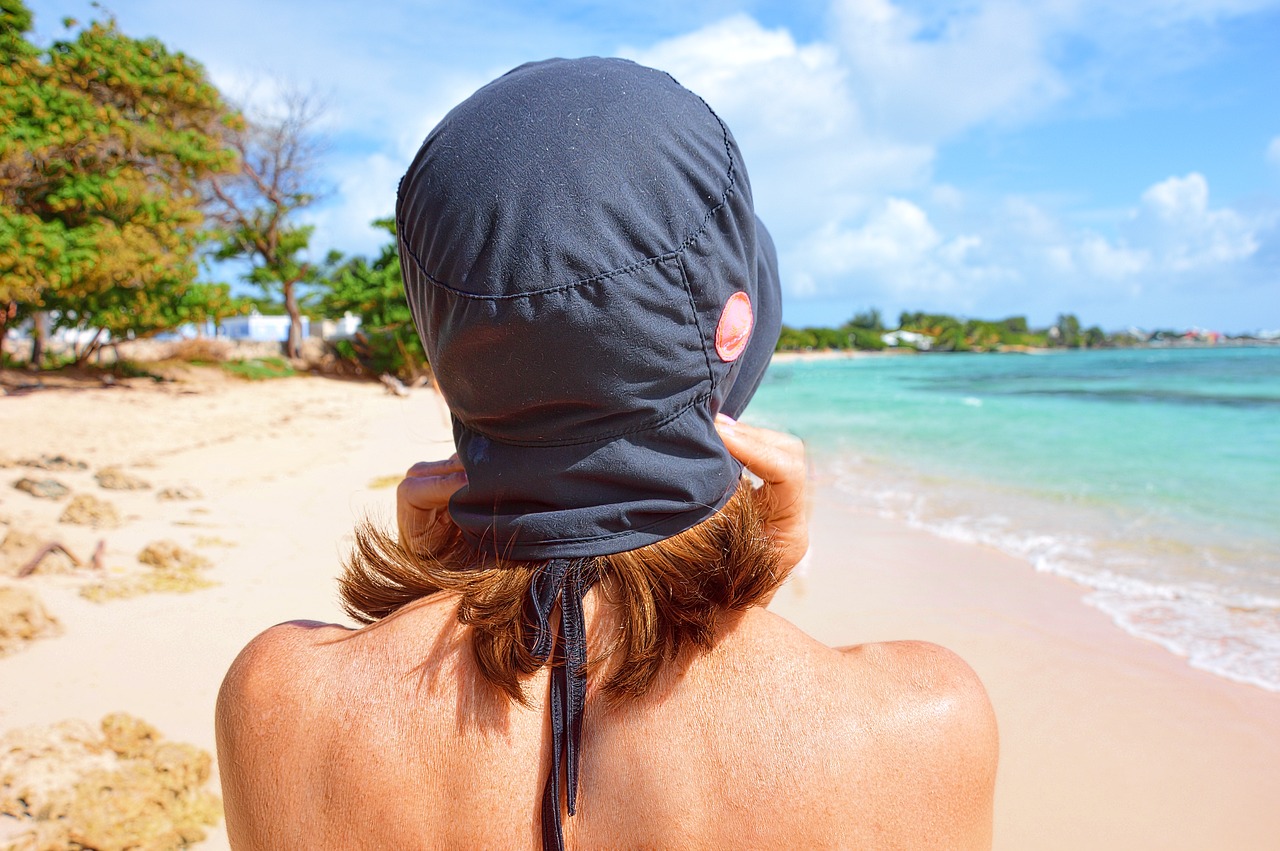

[313,313,362,340]
[881,330,934,350]
[218,313,309,342]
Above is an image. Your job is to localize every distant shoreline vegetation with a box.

[775,310,1279,354]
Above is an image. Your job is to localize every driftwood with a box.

[379,373,409,397]
[16,538,105,578]
[17,542,83,578]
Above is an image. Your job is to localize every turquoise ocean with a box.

[748,346,1280,692]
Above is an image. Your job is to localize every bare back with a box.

[216,594,996,849]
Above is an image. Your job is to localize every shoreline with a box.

[774,483,1280,850]
[3,370,1277,849]
[768,338,1280,363]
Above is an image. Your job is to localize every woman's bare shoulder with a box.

[743,612,994,735]
[216,620,351,740]
[839,638,990,692]
[217,597,464,720]
[833,638,999,848]
[222,620,350,687]
[698,611,998,848]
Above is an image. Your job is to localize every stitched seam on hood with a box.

[395,100,739,302]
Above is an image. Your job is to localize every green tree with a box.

[1083,325,1107,348]
[1001,316,1028,335]
[776,325,818,351]
[0,1,238,365]
[933,323,970,352]
[848,327,887,350]
[846,308,884,331]
[320,218,427,379]
[1053,313,1082,348]
[207,91,327,359]
[962,319,1001,351]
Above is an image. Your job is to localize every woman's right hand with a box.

[715,415,810,574]
[397,455,468,558]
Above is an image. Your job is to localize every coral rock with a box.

[58,494,121,529]
[94,468,151,491]
[0,714,222,849]
[136,542,208,572]
[0,586,61,657]
[156,486,202,502]
[17,455,88,472]
[80,541,214,602]
[12,479,69,500]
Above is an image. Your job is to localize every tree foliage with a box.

[1052,313,1082,348]
[0,0,238,363]
[777,309,1120,353]
[207,91,327,359]
[847,308,884,331]
[321,218,427,379]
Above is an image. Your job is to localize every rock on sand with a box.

[58,494,122,529]
[0,713,222,849]
[11,479,69,501]
[0,586,60,657]
[94,468,151,491]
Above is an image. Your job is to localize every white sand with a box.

[2,368,1276,849]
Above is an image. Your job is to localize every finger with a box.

[716,416,809,530]
[405,454,464,478]
[715,416,804,487]
[397,470,468,510]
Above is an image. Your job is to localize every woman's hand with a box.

[397,455,468,559]
[715,415,810,574]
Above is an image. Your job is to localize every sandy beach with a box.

[2,367,1277,849]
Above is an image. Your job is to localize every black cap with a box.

[397,57,782,560]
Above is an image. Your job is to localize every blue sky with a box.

[27,0,1280,332]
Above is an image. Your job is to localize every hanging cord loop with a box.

[526,557,599,851]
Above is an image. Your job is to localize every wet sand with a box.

[2,367,1276,848]
[773,490,1280,850]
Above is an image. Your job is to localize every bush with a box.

[848,327,887,350]
[221,357,295,381]
[167,338,231,364]
[332,329,428,380]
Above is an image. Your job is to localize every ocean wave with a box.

[831,466,1280,692]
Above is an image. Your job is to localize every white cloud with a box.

[969,174,1261,290]
[623,8,1273,323]
[624,14,933,244]
[783,170,1271,326]
[794,200,1011,303]
[1133,173,1259,270]
[1268,136,1280,167]
[623,15,855,153]
[1077,236,1150,279]
[830,0,1068,141]
[308,153,404,258]
[809,199,941,274]
[1001,197,1064,242]
[939,235,983,265]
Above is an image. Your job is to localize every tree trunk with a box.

[31,311,48,370]
[73,327,105,366]
[283,281,302,359]
[0,301,12,365]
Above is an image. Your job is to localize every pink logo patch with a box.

[715,291,754,363]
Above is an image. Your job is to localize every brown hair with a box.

[339,478,784,704]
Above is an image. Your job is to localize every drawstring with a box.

[526,557,598,851]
